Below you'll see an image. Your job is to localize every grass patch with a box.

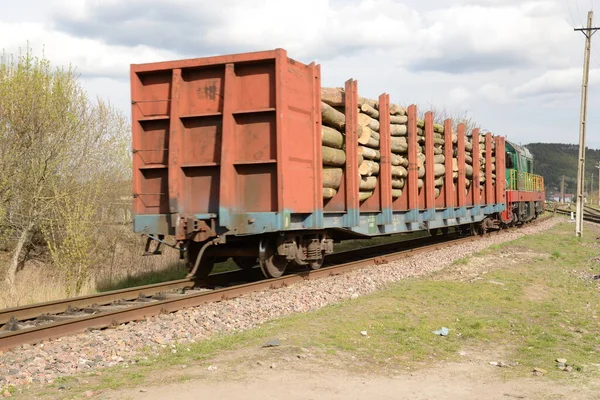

[14,219,600,398]
[452,256,470,265]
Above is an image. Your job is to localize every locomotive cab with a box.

[504,141,545,224]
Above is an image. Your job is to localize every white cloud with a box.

[479,83,513,104]
[513,68,600,98]
[449,87,472,103]
[0,0,597,147]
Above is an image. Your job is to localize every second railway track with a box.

[0,220,548,352]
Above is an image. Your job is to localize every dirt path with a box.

[102,354,594,400]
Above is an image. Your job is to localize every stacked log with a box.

[421,119,447,199]
[320,87,495,203]
[320,102,346,199]
[357,100,408,200]
[476,134,497,190]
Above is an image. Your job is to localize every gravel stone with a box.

[0,218,560,390]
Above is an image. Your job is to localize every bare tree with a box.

[0,45,131,289]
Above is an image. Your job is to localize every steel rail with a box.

[0,216,553,352]
[0,279,196,326]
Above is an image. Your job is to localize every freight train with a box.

[130,48,545,280]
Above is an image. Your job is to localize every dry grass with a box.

[0,228,185,309]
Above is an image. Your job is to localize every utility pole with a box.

[574,11,599,237]
[561,175,566,203]
[591,172,594,204]
[596,163,600,206]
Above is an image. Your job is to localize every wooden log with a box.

[465,164,473,177]
[360,103,379,119]
[390,115,408,124]
[322,167,343,189]
[390,137,408,153]
[321,102,345,130]
[434,188,441,198]
[434,177,444,186]
[358,145,380,161]
[358,96,378,109]
[358,113,380,132]
[360,176,378,190]
[358,126,379,148]
[322,126,344,149]
[358,160,380,176]
[392,189,403,198]
[417,119,425,129]
[359,191,374,201]
[418,165,425,178]
[390,124,408,136]
[418,179,424,189]
[323,187,337,199]
[389,103,406,116]
[321,87,345,107]
[321,87,381,111]
[433,163,445,177]
[391,153,408,167]
[358,113,372,127]
[391,165,408,178]
[465,154,473,164]
[433,154,445,164]
[322,146,346,167]
[392,178,405,189]
[433,123,444,133]
[464,141,473,152]
[433,147,443,155]
[433,138,445,146]
[417,153,426,169]
[452,158,458,172]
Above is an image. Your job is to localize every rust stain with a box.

[200,80,219,100]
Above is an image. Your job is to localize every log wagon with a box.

[129,48,545,280]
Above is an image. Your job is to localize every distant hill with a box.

[524,143,600,197]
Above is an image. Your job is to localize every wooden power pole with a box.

[575,11,599,237]
[561,175,565,203]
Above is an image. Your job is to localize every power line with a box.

[576,0,586,26]
[567,0,579,26]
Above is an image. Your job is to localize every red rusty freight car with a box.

[130,48,530,279]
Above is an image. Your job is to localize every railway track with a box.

[553,205,600,224]
[0,220,547,352]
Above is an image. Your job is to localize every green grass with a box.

[13,219,600,398]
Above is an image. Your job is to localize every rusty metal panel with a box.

[378,93,393,224]
[131,49,320,233]
[457,123,466,207]
[344,79,360,226]
[485,133,494,205]
[424,112,435,210]
[471,128,480,205]
[280,58,321,215]
[407,105,419,213]
[443,119,454,208]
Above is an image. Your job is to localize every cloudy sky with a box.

[1,0,599,147]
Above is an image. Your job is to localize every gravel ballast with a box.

[0,218,562,389]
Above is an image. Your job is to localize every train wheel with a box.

[308,256,324,271]
[233,257,257,270]
[259,238,287,278]
[430,228,439,237]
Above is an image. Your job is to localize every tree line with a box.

[0,46,131,296]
